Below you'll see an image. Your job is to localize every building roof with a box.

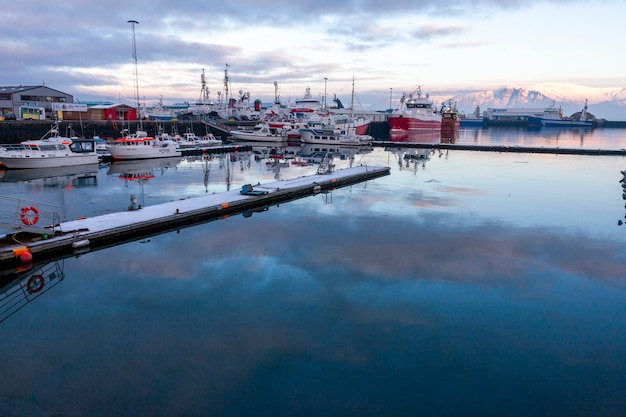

[89,103,136,110]
[0,85,73,97]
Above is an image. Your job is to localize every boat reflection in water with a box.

[107,156,184,209]
[0,164,99,187]
[389,130,441,144]
[233,141,301,162]
[106,156,184,180]
[298,143,373,165]
[440,127,459,143]
[0,260,65,325]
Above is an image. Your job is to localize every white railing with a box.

[0,196,60,236]
[0,261,65,324]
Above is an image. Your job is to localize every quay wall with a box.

[0,120,234,144]
[2,119,625,144]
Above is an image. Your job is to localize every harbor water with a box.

[1,126,625,416]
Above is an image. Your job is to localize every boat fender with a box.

[26,274,45,294]
[72,239,90,249]
[12,246,29,257]
[20,206,39,226]
[19,251,33,263]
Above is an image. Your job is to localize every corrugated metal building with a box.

[0,85,73,119]
[0,86,138,121]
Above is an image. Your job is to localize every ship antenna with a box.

[224,64,230,102]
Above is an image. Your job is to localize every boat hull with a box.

[441,120,460,131]
[387,115,441,132]
[231,132,287,142]
[0,154,99,169]
[109,145,181,160]
[299,128,371,146]
[459,118,484,127]
[527,116,593,127]
[354,122,370,135]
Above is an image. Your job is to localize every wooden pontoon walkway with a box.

[0,165,390,267]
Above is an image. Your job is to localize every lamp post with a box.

[389,88,393,112]
[324,77,328,110]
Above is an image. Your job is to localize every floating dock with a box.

[0,165,390,267]
[374,141,626,156]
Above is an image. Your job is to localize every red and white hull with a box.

[387,115,441,132]
[388,86,441,132]
[353,118,370,135]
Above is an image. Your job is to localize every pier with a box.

[0,165,390,268]
[373,141,626,156]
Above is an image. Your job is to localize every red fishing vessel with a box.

[387,87,441,132]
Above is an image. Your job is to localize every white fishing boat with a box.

[231,122,289,142]
[92,136,111,154]
[299,120,372,146]
[0,137,99,169]
[175,132,221,148]
[108,130,181,161]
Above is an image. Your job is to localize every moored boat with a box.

[459,105,484,127]
[299,124,372,146]
[527,100,594,128]
[231,122,289,142]
[108,130,182,160]
[440,100,460,132]
[92,136,111,154]
[0,137,99,169]
[174,132,221,148]
[387,86,441,132]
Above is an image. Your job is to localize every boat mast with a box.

[200,68,210,113]
[350,76,355,118]
[581,99,588,120]
[128,19,142,129]
[223,64,230,104]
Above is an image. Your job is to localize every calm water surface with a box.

[1,127,625,417]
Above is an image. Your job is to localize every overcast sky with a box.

[2,0,624,110]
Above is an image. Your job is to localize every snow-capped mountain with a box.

[431,83,626,121]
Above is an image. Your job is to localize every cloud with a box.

[1,0,623,106]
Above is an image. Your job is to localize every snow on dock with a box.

[0,165,390,266]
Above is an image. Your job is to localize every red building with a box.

[87,104,137,121]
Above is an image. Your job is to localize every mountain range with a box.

[428,83,626,121]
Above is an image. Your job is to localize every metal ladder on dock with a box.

[317,153,335,175]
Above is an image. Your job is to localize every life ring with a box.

[26,274,45,294]
[20,206,39,226]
